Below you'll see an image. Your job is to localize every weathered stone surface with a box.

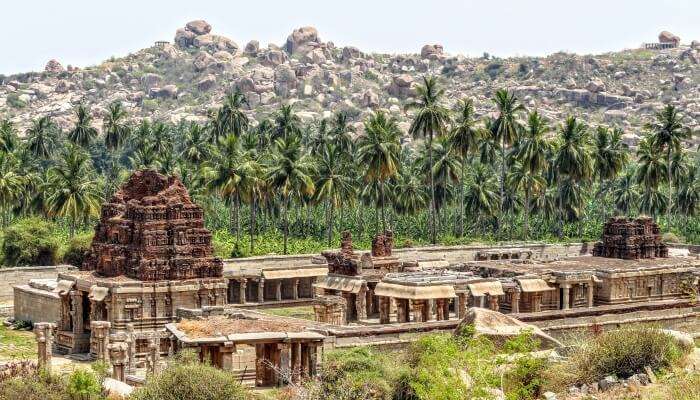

[140,73,162,90]
[586,78,606,93]
[285,26,320,54]
[81,169,223,280]
[371,231,394,257]
[193,34,238,53]
[244,40,260,55]
[421,44,444,59]
[658,30,680,46]
[44,59,64,73]
[149,85,178,99]
[185,20,212,36]
[454,307,562,349]
[592,217,668,259]
[197,75,216,92]
[342,46,361,60]
[174,28,196,48]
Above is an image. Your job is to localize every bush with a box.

[0,370,70,400]
[65,369,101,400]
[546,327,691,388]
[2,218,60,266]
[62,232,93,267]
[131,361,247,400]
[308,347,406,400]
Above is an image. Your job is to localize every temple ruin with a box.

[592,217,669,259]
[53,170,228,355]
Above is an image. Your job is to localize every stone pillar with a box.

[255,344,265,386]
[108,342,129,382]
[291,341,302,383]
[239,279,247,304]
[366,289,374,316]
[70,290,84,335]
[396,298,409,323]
[90,321,111,362]
[442,298,450,320]
[378,296,391,324]
[532,293,542,313]
[435,299,446,320]
[275,280,282,302]
[411,300,423,322]
[278,343,290,386]
[258,278,265,303]
[479,296,486,308]
[126,324,136,373]
[292,279,299,300]
[34,322,55,371]
[561,284,571,310]
[356,287,367,321]
[60,295,71,331]
[457,293,468,319]
[489,295,499,312]
[220,342,236,371]
[147,337,161,374]
[301,343,310,378]
[511,289,521,314]
[587,282,595,307]
[426,300,436,321]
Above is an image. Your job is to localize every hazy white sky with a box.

[2,0,699,75]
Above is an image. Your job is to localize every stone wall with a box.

[0,265,74,302]
[13,284,60,323]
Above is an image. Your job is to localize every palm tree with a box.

[449,99,482,236]
[211,91,249,143]
[358,111,402,233]
[330,112,355,154]
[182,123,210,164]
[464,163,499,232]
[508,161,546,239]
[393,163,429,216]
[46,145,102,236]
[273,104,302,141]
[208,134,246,244]
[0,152,27,225]
[150,122,172,159]
[0,119,18,153]
[491,89,525,222]
[647,104,691,220]
[675,166,700,217]
[593,126,629,220]
[266,135,316,254]
[103,101,130,151]
[25,116,58,159]
[417,136,459,227]
[407,76,450,243]
[68,104,98,147]
[636,136,667,195]
[613,171,639,216]
[314,143,356,245]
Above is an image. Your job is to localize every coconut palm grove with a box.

[0,76,695,265]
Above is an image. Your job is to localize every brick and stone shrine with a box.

[593,217,669,259]
[54,169,227,355]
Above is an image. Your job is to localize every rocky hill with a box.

[1,21,699,147]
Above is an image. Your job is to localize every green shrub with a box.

[546,327,691,388]
[0,370,70,400]
[2,218,60,266]
[131,361,247,400]
[62,232,93,267]
[65,369,101,400]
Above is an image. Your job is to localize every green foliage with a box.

[1,218,60,266]
[62,232,93,266]
[6,93,27,109]
[65,369,101,400]
[131,360,247,400]
[0,370,70,400]
[546,327,691,389]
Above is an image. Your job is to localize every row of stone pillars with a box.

[560,283,595,310]
[377,297,457,324]
[34,320,161,383]
[229,278,306,304]
[255,342,318,386]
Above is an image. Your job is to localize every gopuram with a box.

[53,170,227,354]
[592,217,669,259]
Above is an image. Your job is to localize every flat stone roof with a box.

[382,270,478,286]
[468,255,699,275]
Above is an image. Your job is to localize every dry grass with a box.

[176,316,308,338]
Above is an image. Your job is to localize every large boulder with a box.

[185,20,212,36]
[387,74,415,98]
[263,49,287,66]
[193,51,216,72]
[586,78,606,93]
[140,73,163,90]
[285,26,320,54]
[44,59,64,73]
[149,85,178,99]
[659,31,680,46]
[192,34,238,53]
[175,28,196,48]
[421,44,444,59]
[454,307,562,349]
[103,378,134,399]
[245,40,260,55]
[197,75,216,92]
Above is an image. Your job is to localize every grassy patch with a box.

[263,306,315,321]
[0,320,36,360]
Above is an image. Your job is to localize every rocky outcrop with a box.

[387,74,415,98]
[285,26,320,54]
[174,20,237,53]
[421,44,444,59]
[186,20,212,36]
[44,60,64,73]
[659,30,680,46]
[454,307,562,349]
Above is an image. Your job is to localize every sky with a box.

[1,0,699,75]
